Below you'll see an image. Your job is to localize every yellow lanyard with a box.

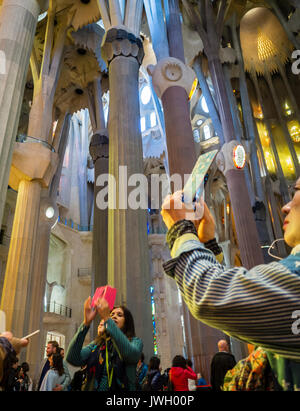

[105,338,123,388]
[105,342,113,388]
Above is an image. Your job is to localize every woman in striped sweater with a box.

[66,297,142,391]
[161,179,300,391]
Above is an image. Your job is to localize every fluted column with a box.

[0,142,57,336]
[102,28,153,358]
[0,180,41,335]
[25,114,70,379]
[89,132,109,338]
[0,0,42,227]
[148,234,185,371]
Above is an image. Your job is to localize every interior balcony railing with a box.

[16,134,55,152]
[57,215,93,232]
[44,301,72,318]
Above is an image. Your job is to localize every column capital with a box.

[102,26,144,66]
[147,57,196,99]
[89,130,109,163]
[216,140,248,175]
[8,142,58,190]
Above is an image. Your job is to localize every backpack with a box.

[142,371,160,391]
[162,368,173,391]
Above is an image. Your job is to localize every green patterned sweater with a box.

[66,318,142,391]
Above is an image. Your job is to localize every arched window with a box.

[203,124,211,140]
[150,111,157,128]
[141,85,151,106]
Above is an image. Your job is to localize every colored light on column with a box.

[150,286,158,355]
[189,78,198,101]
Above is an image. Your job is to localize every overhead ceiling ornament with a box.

[240,7,293,75]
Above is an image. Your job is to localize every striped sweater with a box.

[163,230,300,390]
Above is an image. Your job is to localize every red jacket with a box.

[170,366,197,391]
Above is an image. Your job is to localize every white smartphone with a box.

[22,329,40,339]
[183,149,218,204]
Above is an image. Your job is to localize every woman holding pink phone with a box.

[66,297,143,391]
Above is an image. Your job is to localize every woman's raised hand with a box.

[83,296,97,326]
[95,297,110,322]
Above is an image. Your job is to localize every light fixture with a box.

[40,198,58,228]
[45,206,55,219]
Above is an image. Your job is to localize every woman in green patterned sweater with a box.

[66,297,143,391]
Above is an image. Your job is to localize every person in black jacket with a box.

[70,365,87,391]
[2,357,19,391]
[142,356,163,391]
[210,340,236,391]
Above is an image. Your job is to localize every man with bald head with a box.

[210,340,236,391]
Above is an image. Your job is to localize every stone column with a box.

[147,57,197,177]
[148,234,185,371]
[229,17,270,203]
[206,49,265,268]
[102,28,153,359]
[251,71,290,203]
[165,0,185,62]
[0,179,41,335]
[89,131,109,339]
[148,56,227,378]
[25,114,70,378]
[193,57,224,144]
[0,0,43,227]
[0,142,57,336]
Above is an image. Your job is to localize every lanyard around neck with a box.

[105,338,123,388]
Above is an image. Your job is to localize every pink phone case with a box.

[92,286,117,311]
